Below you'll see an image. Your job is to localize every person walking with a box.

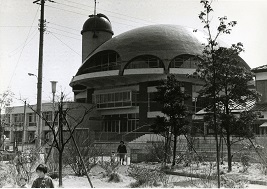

[117,141,127,165]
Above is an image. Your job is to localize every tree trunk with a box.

[172,133,177,167]
[0,111,2,150]
[58,150,63,187]
[226,132,232,172]
[164,133,168,166]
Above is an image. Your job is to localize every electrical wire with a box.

[47,26,80,36]
[47,22,80,32]
[47,30,80,40]
[44,4,140,28]
[0,26,38,28]
[7,6,40,89]
[56,0,158,24]
[55,1,150,25]
[8,29,39,56]
[49,32,81,56]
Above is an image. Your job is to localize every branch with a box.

[27,104,59,149]
[62,108,92,147]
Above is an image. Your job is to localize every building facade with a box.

[69,13,250,143]
[2,102,98,152]
[251,65,267,135]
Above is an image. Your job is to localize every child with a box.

[19,177,28,188]
[31,164,54,188]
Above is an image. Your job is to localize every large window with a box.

[13,114,24,127]
[102,113,139,133]
[126,55,164,69]
[148,92,163,112]
[94,91,139,109]
[28,113,36,126]
[169,55,200,69]
[80,51,121,74]
[43,112,52,126]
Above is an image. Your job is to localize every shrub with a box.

[129,179,146,188]
[221,175,248,188]
[240,155,250,173]
[145,142,165,163]
[64,145,103,176]
[99,160,120,177]
[108,172,122,183]
[0,162,17,187]
[127,164,168,187]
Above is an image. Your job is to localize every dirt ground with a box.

[2,161,267,188]
[51,163,267,188]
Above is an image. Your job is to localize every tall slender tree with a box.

[151,74,191,167]
[196,0,260,186]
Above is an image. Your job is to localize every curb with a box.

[164,170,267,186]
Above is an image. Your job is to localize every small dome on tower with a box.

[81,13,113,35]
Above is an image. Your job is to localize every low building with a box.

[2,102,98,152]
[251,64,267,135]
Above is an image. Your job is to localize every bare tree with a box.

[28,93,95,187]
[0,90,14,150]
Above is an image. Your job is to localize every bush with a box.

[240,155,250,172]
[108,172,122,183]
[64,145,103,176]
[129,179,146,188]
[127,165,168,187]
[0,162,17,187]
[99,160,120,177]
[221,175,248,188]
[145,142,165,163]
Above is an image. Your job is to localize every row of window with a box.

[79,51,201,75]
[81,51,121,74]
[7,112,56,127]
[127,56,164,69]
[170,55,199,69]
[94,91,139,109]
[102,113,139,133]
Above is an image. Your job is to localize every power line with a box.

[0,26,38,28]
[45,4,137,28]
[56,2,149,24]
[50,32,81,56]
[47,22,80,32]
[54,1,150,26]
[47,30,80,40]
[47,26,80,36]
[8,6,40,89]
[54,1,89,12]
[57,0,158,25]
[45,4,87,16]
[8,29,39,56]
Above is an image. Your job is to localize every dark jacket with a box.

[117,144,127,154]
[31,176,54,188]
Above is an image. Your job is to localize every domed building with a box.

[70,13,250,143]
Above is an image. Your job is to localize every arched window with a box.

[169,55,200,69]
[79,50,121,74]
[125,55,164,69]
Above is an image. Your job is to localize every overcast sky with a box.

[0,0,266,107]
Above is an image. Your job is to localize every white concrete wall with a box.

[255,72,267,81]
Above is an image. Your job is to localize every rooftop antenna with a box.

[94,0,97,16]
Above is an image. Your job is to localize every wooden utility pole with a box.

[22,100,27,151]
[33,0,45,153]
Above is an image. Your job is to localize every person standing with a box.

[117,141,127,165]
